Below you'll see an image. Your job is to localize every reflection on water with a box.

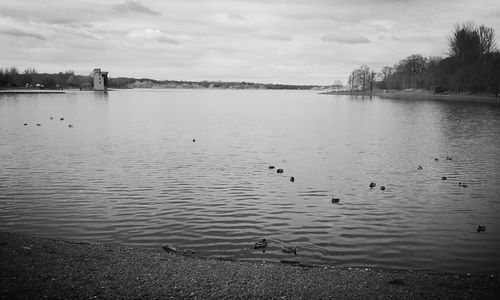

[1,89,500,274]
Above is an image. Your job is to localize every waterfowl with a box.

[477,225,486,233]
[268,165,275,169]
[281,244,297,255]
[60,117,64,121]
[434,158,439,161]
[441,176,447,180]
[380,186,386,191]
[369,182,376,189]
[331,197,340,203]
[458,182,468,188]
[181,249,196,254]
[254,239,267,249]
[290,177,295,182]
[417,165,423,170]
[277,168,284,174]
[162,245,177,253]
[192,139,195,142]
[36,123,41,126]
[50,117,53,120]
[446,156,452,161]
[23,123,28,126]
[68,124,73,128]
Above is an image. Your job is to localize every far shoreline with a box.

[322,89,500,105]
[0,89,65,94]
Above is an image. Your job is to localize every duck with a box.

[369,182,376,189]
[331,197,340,203]
[50,117,53,120]
[441,176,447,180]
[477,225,486,233]
[36,123,41,126]
[446,156,453,161]
[458,182,468,188]
[24,123,28,126]
[380,186,386,191]
[277,168,284,174]
[281,244,297,255]
[290,177,295,182]
[192,139,195,142]
[254,239,267,249]
[68,124,73,128]
[162,245,177,253]
[60,117,64,121]
[434,158,439,161]
[268,165,275,169]
[417,165,423,170]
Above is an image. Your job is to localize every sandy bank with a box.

[323,89,500,105]
[1,232,499,299]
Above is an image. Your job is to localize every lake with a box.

[1,89,500,274]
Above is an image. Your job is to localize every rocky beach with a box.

[1,232,499,299]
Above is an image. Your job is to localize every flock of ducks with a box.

[23,116,73,128]
[254,155,487,255]
[254,164,390,256]
[421,156,485,233]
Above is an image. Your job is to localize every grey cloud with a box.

[255,32,293,41]
[0,28,46,40]
[127,29,180,45]
[227,13,246,21]
[113,0,161,16]
[321,33,370,44]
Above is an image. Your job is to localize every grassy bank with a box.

[1,232,499,299]
[323,89,500,104]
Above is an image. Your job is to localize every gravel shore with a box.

[1,232,498,299]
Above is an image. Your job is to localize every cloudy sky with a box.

[1,0,499,85]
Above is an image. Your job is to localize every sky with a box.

[1,0,499,85]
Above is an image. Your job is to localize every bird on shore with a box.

[268,165,275,169]
[290,177,294,182]
[369,182,376,189]
[277,168,284,174]
[162,245,177,253]
[380,186,386,191]
[331,197,340,203]
[281,244,297,255]
[477,225,486,233]
[254,239,267,250]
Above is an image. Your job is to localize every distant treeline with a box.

[348,22,500,95]
[0,68,317,90]
[0,68,92,89]
[108,77,317,90]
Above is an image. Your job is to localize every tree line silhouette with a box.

[348,22,500,95]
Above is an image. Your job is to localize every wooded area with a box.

[348,22,500,95]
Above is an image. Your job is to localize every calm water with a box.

[1,89,500,274]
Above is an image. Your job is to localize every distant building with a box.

[93,68,108,91]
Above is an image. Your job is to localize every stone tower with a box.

[93,68,108,91]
